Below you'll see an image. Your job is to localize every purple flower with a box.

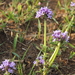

[61,31,70,42]
[9,62,16,68]
[40,59,44,64]
[70,2,75,7]
[33,61,37,65]
[2,60,9,67]
[35,7,53,19]
[33,56,44,65]
[36,56,42,60]
[8,68,14,73]
[0,59,16,73]
[52,30,70,42]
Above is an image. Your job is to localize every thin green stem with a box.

[44,20,46,47]
[28,65,35,75]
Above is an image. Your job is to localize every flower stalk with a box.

[35,7,53,75]
[49,42,61,67]
[43,19,47,75]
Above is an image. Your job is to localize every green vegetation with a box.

[0,0,75,75]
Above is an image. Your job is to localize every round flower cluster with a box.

[33,56,44,66]
[35,7,53,19]
[0,59,16,73]
[70,2,75,7]
[52,30,70,42]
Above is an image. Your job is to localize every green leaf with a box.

[69,51,75,59]
[13,33,18,51]
[50,41,58,45]
[12,52,20,58]
[32,71,36,75]
[68,43,75,48]
[17,4,22,12]
[0,42,5,46]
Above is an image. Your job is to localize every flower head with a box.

[35,7,53,19]
[33,56,44,66]
[0,59,16,73]
[70,2,75,7]
[52,30,70,42]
